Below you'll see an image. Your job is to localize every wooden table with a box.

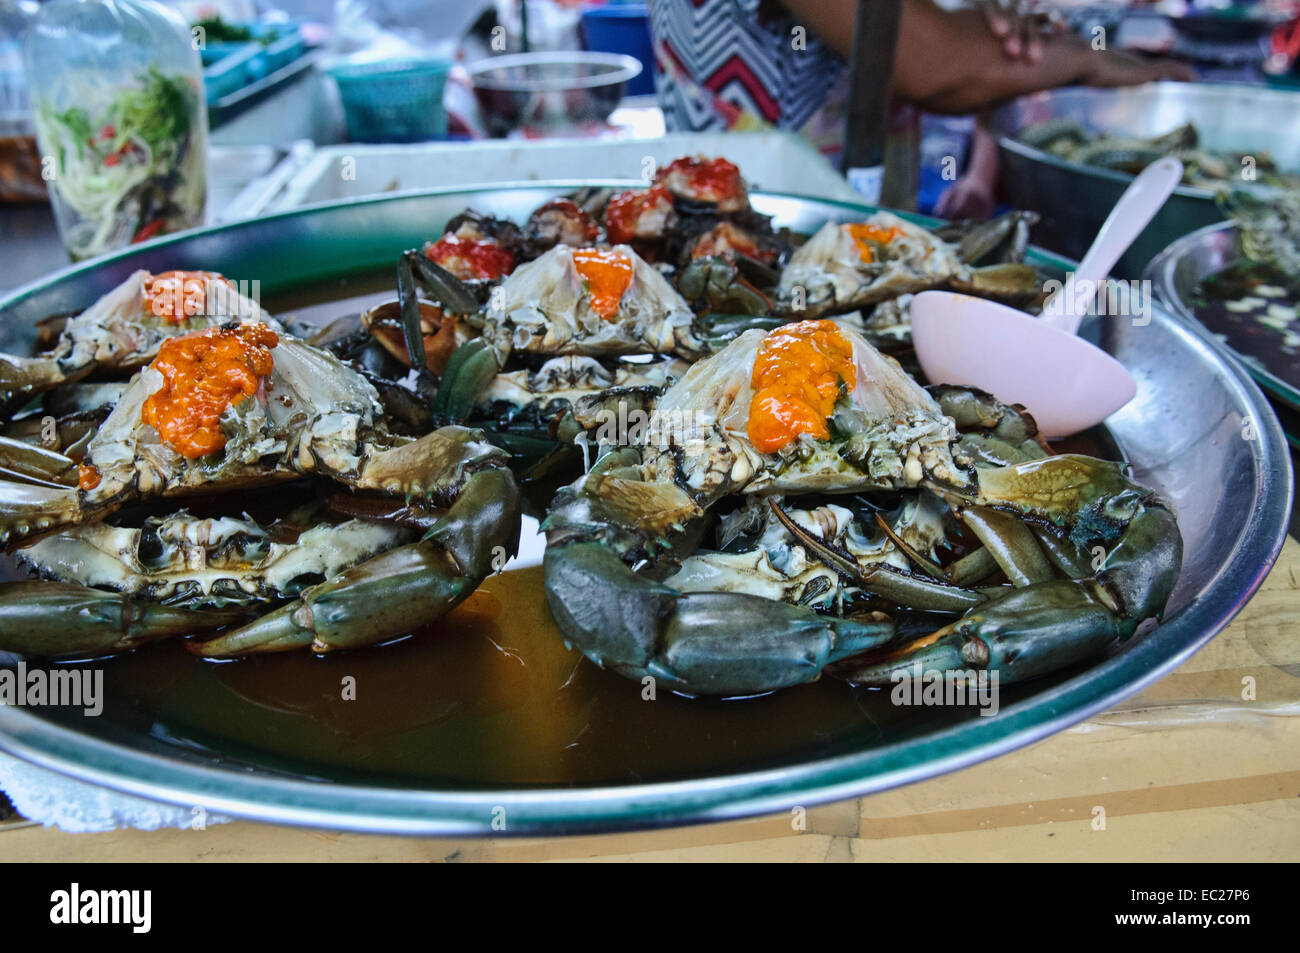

[4,538,1298,863]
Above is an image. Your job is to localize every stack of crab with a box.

[0,270,520,658]
[0,155,1182,704]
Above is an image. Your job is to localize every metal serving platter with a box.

[1146,220,1300,443]
[992,82,1300,278]
[0,185,1290,834]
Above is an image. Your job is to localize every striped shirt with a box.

[648,0,851,159]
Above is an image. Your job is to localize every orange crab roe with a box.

[144,270,231,324]
[747,320,857,454]
[77,464,101,491]
[572,247,634,320]
[844,223,902,263]
[142,323,279,459]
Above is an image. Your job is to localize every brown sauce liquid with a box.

[20,274,1112,788]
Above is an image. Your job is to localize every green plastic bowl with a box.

[327,57,451,143]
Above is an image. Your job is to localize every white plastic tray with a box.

[230,130,863,217]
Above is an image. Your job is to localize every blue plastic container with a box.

[327,57,451,143]
[581,3,655,97]
[203,45,262,103]
[200,42,250,67]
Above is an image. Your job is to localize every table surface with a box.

[4,534,1297,862]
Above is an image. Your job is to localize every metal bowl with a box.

[1147,220,1300,428]
[992,82,1300,278]
[466,51,642,138]
[1166,6,1292,42]
[0,186,1290,834]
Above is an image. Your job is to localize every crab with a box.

[541,320,1182,696]
[1018,119,1300,192]
[0,316,522,658]
[0,269,275,414]
[421,209,524,286]
[17,503,415,609]
[525,198,602,253]
[776,211,1045,321]
[600,156,790,266]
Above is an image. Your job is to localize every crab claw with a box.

[192,467,521,656]
[830,577,1131,686]
[544,541,895,696]
[430,338,501,423]
[0,581,248,658]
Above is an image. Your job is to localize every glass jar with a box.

[23,0,208,260]
[0,0,45,203]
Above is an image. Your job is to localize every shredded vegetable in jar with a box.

[24,0,208,261]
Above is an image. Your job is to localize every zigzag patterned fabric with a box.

[648,0,848,151]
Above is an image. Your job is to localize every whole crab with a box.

[0,307,521,658]
[541,320,1182,696]
[775,211,1045,322]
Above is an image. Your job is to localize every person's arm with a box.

[933,119,1000,219]
[782,0,1195,114]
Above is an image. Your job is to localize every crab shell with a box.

[777,212,964,312]
[481,244,704,360]
[83,335,387,507]
[628,322,962,505]
[52,270,279,377]
[19,510,414,607]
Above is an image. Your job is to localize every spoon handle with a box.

[1040,156,1184,334]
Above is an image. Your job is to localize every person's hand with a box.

[977,0,1064,64]
[1084,49,1197,87]
[934,175,997,220]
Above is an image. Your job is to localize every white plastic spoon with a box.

[910,156,1185,438]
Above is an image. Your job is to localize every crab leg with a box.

[0,482,85,549]
[0,581,248,658]
[0,353,66,394]
[0,436,79,488]
[769,500,984,612]
[191,467,521,655]
[955,506,1054,587]
[833,459,1183,686]
[545,542,894,696]
[946,546,999,586]
[430,338,500,422]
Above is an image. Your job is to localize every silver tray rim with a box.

[992,81,1300,202]
[1146,219,1300,413]
[0,183,1291,836]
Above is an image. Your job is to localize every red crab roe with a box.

[603,184,672,245]
[142,323,279,459]
[655,156,746,205]
[747,320,857,454]
[572,247,634,320]
[424,233,515,281]
[144,271,232,324]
